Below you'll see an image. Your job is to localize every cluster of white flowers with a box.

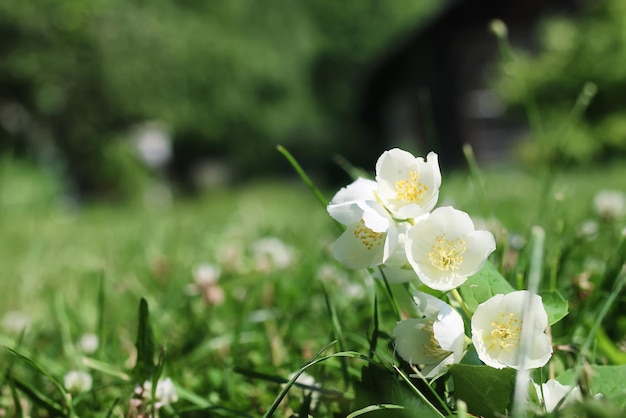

[328,149,495,289]
[327,149,553,375]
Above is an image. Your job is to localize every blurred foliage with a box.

[494,0,626,166]
[0,0,438,198]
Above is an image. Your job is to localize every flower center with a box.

[489,312,521,351]
[421,321,450,360]
[395,171,428,204]
[428,234,466,272]
[353,219,385,250]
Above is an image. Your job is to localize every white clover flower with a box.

[186,263,225,305]
[251,237,294,272]
[284,371,322,410]
[578,220,599,238]
[393,292,466,379]
[315,263,349,283]
[2,310,30,333]
[328,178,398,269]
[405,206,496,291]
[142,377,178,408]
[64,370,93,393]
[533,379,582,412]
[471,291,552,370]
[132,122,172,169]
[375,149,441,219]
[193,263,221,286]
[593,189,626,221]
[78,333,99,354]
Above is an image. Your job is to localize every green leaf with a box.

[459,262,515,312]
[354,364,443,418]
[449,364,516,418]
[557,365,626,408]
[133,297,155,383]
[538,289,568,325]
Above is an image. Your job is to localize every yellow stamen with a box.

[428,234,466,272]
[421,321,450,360]
[488,312,521,351]
[353,219,385,251]
[395,171,428,203]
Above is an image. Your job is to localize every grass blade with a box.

[82,357,131,381]
[7,376,65,417]
[263,342,367,418]
[320,283,350,389]
[346,404,405,417]
[276,145,328,209]
[8,378,25,418]
[133,297,155,383]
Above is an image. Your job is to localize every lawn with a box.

[1,154,625,417]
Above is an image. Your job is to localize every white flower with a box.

[78,333,99,354]
[578,220,598,238]
[405,207,496,291]
[251,237,294,272]
[192,263,221,286]
[64,370,93,393]
[284,371,322,410]
[471,291,552,370]
[393,292,466,379]
[533,379,582,412]
[132,122,172,169]
[593,189,626,220]
[328,178,398,269]
[375,149,441,219]
[142,377,178,408]
[1,310,30,333]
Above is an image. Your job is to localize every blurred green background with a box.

[2,0,626,202]
[0,0,439,199]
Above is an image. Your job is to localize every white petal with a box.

[332,223,387,269]
[359,200,392,233]
[327,201,363,226]
[433,304,465,352]
[329,177,377,205]
[524,333,553,369]
[455,230,496,277]
[375,148,417,181]
[432,206,475,235]
[393,318,443,365]
[413,291,448,318]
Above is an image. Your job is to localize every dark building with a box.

[360,0,582,167]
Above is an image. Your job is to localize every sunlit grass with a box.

[1,157,625,416]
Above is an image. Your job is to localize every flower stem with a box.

[450,289,472,318]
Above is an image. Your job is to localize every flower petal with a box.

[330,177,377,205]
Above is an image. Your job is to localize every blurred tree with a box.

[0,0,437,198]
[494,0,626,166]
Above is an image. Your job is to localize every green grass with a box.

[1,157,625,416]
